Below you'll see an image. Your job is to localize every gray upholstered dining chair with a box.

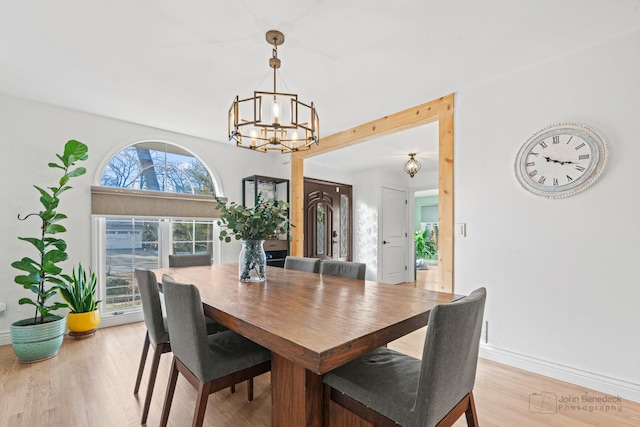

[321,259,366,280]
[323,287,486,427]
[159,275,272,427]
[168,253,212,268]
[133,269,173,425]
[167,252,229,339]
[133,269,227,424]
[284,255,322,273]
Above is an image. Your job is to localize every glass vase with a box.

[239,240,266,282]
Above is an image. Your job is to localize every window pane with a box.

[173,242,192,254]
[420,205,438,223]
[105,218,160,311]
[100,142,214,195]
[194,242,213,255]
[317,203,324,255]
[194,222,213,241]
[172,220,215,257]
[340,194,349,258]
[172,221,194,242]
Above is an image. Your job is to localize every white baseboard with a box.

[0,330,10,347]
[0,310,144,347]
[479,344,640,403]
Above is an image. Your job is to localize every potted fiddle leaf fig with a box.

[10,140,89,362]
[215,195,291,282]
[59,263,101,335]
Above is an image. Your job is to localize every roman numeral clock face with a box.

[515,123,608,198]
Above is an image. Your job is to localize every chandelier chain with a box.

[253,69,271,92]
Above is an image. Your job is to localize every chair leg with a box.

[134,332,150,394]
[247,378,254,401]
[160,357,180,427]
[465,392,479,427]
[230,384,236,394]
[193,381,213,427]
[436,392,475,427]
[141,343,164,424]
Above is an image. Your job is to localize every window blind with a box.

[90,186,226,218]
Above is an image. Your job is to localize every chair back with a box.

[135,269,169,346]
[161,274,213,382]
[168,253,212,268]
[412,287,486,427]
[284,256,322,273]
[321,260,366,280]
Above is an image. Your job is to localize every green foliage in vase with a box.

[58,263,101,313]
[11,140,89,324]
[215,195,292,242]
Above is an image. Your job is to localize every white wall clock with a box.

[515,123,608,198]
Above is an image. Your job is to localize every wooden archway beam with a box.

[290,94,454,292]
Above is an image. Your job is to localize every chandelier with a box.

[404,153,421,178]
[228,30,320,153]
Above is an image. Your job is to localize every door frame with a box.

[290,94,454,293]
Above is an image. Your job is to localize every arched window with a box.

[100,142,216,195]
[94,142,221,316]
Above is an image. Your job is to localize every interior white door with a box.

[381,187,407,284]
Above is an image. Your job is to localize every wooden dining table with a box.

[152,263,460,427]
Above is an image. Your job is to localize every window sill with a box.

[99,309,144,329]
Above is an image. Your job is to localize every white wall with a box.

[352,168,413,281]
[455,30,640,400]
[0,94,284,334]
[304,162,355,186]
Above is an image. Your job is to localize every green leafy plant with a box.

[414,229,437,259]
[11,140,89,324]
[59,264,101,313]
[215,195,292,242]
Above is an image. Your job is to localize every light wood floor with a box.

[1,275,639,426]
[414,263,442,292]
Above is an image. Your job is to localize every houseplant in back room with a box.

[414,229,437,270]
[59,263,101,336]
[215,195,291,282]
[10,140,89,362]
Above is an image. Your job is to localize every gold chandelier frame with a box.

[228,30,320,153]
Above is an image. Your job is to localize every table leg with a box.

[271,352,323,427]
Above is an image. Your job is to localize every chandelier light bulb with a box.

[272,100,280,124]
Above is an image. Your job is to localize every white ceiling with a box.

[307,123,439,173]
[1,1,639,173]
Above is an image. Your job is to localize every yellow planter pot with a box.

[66,310,100,333]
